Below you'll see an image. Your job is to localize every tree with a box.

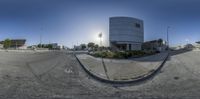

[3,39,11,49]
[37,44,42,48]
[94,44,99,51]
[87,42,95,48]
[94,44,99,49]
[47,44,53,49]
[41,44,45,48]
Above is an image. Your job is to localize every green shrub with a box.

[91,50,155,59]
[93,52,102,57]
[105,52,115,58]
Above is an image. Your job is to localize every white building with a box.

[0,44,3,49]
[109,17,144,51]
[51,43,63,50]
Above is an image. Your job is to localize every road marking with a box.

[64,67,73,74]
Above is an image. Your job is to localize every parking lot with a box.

[0,50,200,99]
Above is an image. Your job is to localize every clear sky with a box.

[0,0,200,47]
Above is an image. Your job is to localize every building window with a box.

[135,23,140,28]
[129,44,131,50]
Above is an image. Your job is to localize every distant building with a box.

[51,43,58,49]
[142,39,167,52]
[74,45,82,50]
[28,45,37,50]
[50,43,63,50]
[193,42,200,50]
[196,41,200,45]
[171,45,183,50]
[109,17,144,51]
[73,44,87,51]
[10,39,26,48]
[0,44,3,49]
[0,39,26,49]
[195,41,200,46]
[184,44,194,49]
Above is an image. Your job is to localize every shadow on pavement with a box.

[170,49,192,56]
[128,52,168,62]
[133,48,193,62]
[166,49,192,61]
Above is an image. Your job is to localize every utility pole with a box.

[40,27,43,48]
[40,33,42,48]
[167,26,170,50]
[98,32,102,46]
[16,42,17,49]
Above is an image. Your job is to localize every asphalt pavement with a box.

[0,50,200,99]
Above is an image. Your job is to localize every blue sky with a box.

[0,0,200,47]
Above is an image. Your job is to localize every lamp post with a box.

[98,32,102,47]
[167,26,170,50]
[40,27,43,48]
[40,33,42,48]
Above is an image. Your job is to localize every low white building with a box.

[51,43,63,50]
[18,45,27,49]
[0,44,3,49]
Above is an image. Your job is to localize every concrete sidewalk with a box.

[76,52,168,82]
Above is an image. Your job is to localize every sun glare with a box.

[90,30,104,45]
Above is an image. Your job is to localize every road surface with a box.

[0,50,200,99]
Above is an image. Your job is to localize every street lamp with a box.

[40,27,43,48]
[98,32,102,46]
[167,26,170,50]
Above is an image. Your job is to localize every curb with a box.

[75,53,169,84]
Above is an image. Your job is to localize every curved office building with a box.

[109,17,144,50]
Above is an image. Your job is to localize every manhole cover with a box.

[174,76,179,80]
